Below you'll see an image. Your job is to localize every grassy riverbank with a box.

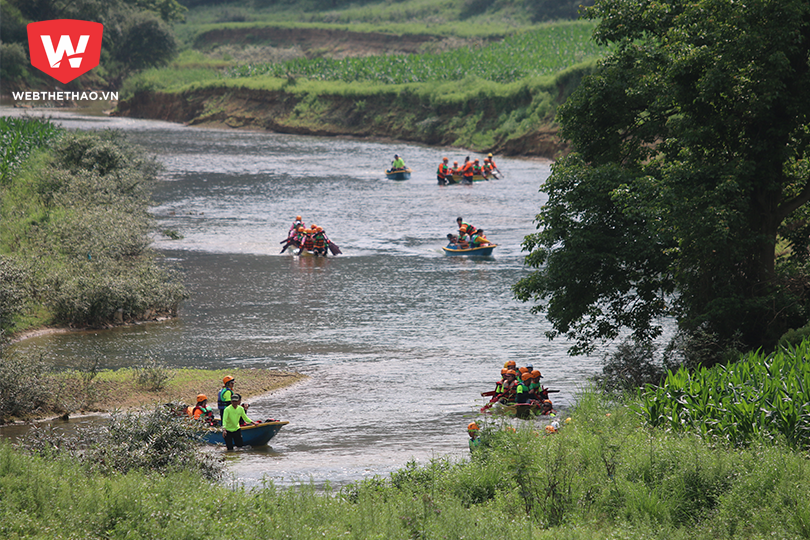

[1,361,306,423]
[4,388,810,539]
[0,117,187,338]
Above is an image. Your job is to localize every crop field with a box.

[225,21,605,84]
[637,341,810,450]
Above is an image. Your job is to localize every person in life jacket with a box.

[193,394,217,426]
[471,158,484,179]
[437,157,452,185]
[461,156,474,184]
[515,371,533,404]
[456,217,477,238]
[299,228,315,254]
[281,217,305,253]
[218,376,236,420]
[312,226,328,256]
[457,225,471,249]
[540,399,557,416]
[390,154,406,171]
[470,229,493,247]
[451,160,461,181]
[500,370,518,403]
[487,153,500,177]
[467,422,481,452]
[529,370,547,401]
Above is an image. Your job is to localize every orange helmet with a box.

[531,370,542,378]
[506,360,516,368]
[295,215,302,220]
[223,376,234,385]
[459,225,467,232]
[297,226,304,231]
[521,372,532,381]
[519,367,529,373]
[453,161,458,165]
[500,368,508,375]
[197,394,207,402]
[467,422,479,431]
[443,157,448,161]
[506,370,516,376]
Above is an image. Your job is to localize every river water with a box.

[2,107,606,488]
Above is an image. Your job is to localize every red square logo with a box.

[27,19,104,84]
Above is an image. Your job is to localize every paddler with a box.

[461,156,474,184]
[298,228,315,254]
[515,371,532,404]
[312,226,328,256]
[390,154,406,171]
[487,153,500,177]
[451,160,461,181]
[471,229,493,247]
[281,216,305,253]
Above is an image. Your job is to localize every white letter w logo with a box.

[40,35,89,68]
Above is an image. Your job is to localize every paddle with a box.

[481,390,497,397]
[328,241,342,255]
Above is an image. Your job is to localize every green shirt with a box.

[222,404,252,432]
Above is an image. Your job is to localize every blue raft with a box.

[204,420,289,447]
[442,243,497,257]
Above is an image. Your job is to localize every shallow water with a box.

[2,107,607,487]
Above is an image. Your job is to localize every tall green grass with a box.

[636,340,810,450]
[225,22,603,84]
[0,117,63,185]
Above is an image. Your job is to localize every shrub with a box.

[15,405,223,479]
[0,346,51,422]
[133,357,175,391]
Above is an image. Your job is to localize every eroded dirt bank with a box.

[116,85,569,158]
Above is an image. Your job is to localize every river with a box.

[1,107,606,488]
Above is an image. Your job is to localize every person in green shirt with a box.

[222,393,253,450]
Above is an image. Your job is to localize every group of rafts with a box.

[479,360,559,420]
[384,153,502,184]
[280,216,342,256]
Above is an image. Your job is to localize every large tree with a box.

[514,0,810,363]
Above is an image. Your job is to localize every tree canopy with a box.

[514,0,810,363]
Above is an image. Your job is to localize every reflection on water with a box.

[1,107,612,488]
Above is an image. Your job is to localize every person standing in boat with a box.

[456,217,478,238]
[390,154,406,171]
[217,376,236,421]
[437,157,452,185]
[222,393,254,450]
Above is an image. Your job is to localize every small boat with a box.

[442,243,497,257]
[203,420,289,447]
[385,168,412,181]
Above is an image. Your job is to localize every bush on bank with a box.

[0,119,187,335]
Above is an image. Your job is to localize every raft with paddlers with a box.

[280,220,341,256]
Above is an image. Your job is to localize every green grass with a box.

[223,21,602,84]
[6,384,810,539]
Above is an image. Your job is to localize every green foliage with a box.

[0,127,188,331]
[593,338,676,394]
[636,340,810,450]
[15,405,222,479]
[225,21,604,84]
[0,41,27,82]
[133,358,175,391]
[0,117,64,185]
[515,0,810,361]
[0,346,51,421]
